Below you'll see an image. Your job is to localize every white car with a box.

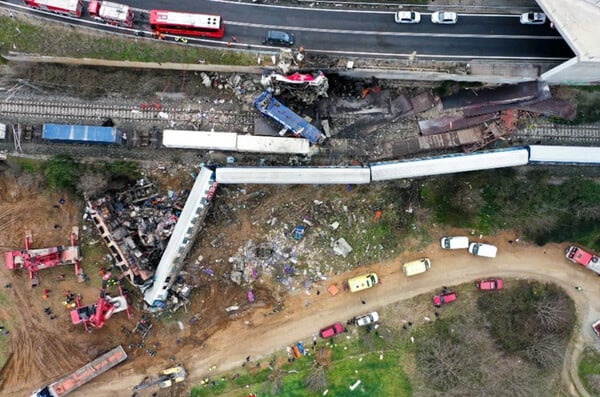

[355,311,379,326]
[468,243,498,258]
[440,236,469,250]
[395,11,421,24]
[431,11,457,25]
[520,12,546,25]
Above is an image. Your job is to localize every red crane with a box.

[70,272,131,332]
[4,229,85,287]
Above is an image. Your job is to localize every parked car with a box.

[263,30,295,46]
[320,322,343,338]
[468,242,498,258]
[476,278,504,290]
[403,258,431,277]
[355,311,379,326]
[348,273,378,292]
[440,236,469,250]
[432,291,457,307]
[296,341,305,355]
[520,12,546,25]
[395,11,421,24]
[593,320,600,338]
[431,11,457,24]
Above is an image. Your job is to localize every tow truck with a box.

[70,272,131,331]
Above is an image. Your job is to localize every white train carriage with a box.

[162,130,238,151]
[236,135,310,155]
[370,148,529,181]
[528,145,600,165]
[216,167,371,185]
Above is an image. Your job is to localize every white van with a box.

[440,236,469,250]
[403,258,431,277]
[468,243,497,258]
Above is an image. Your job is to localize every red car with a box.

[593,320,600,338]
[476,278,504,290]
[432,291,457,308]
[319,322,343,338]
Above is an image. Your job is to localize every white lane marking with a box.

[207,0,526,17]
[227,21,563,40]
[305,48,571,61]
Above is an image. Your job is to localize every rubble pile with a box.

[86,180,189,288]
[224,189,396,293]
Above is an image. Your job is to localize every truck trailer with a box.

[565,246,600,275]
[42,124,122,145]
[87,1,134,27]
[24,0,84,17]
[31,345,127,397]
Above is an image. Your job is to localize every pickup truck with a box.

[432,291,457,308]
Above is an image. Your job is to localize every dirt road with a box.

[76,234,598,397]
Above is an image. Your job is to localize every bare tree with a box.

[77,172,108,198]
[524,334,563,369]
[305,363,327,393]
[262,370,283,395]
[534,299,571,331]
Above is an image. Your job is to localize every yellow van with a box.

[403,258,431,277]
[348,273,379,293]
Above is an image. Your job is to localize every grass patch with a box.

[191,330,410,397]
[420,170,600,250]
[0,16,256,65]
[578,346,600,395]
[9,156,44,174]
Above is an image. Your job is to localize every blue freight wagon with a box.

[253,91,326,144]
[42,124,122,145]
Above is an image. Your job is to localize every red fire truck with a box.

[24,0,83,17]
[149,9,225,38]
[88,1,134,28]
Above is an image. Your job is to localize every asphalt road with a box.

[6,0,575,60]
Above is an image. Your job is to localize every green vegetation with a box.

[0,16,255,65]
[478,280,574,368]
[191,327,411,397]
[104,160,142,180]
[578,346,600,395]
[191,280,572,396]
[420,169,600,250]
[44,155,79,192]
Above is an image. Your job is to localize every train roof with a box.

[528,145,600,165]
[216,167,371,185]
[370,148,529,181]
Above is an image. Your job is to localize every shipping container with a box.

[42,124,121,145]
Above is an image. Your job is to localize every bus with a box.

[149,10,225,38]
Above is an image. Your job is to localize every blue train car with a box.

[253,91,326,144]
[42,124,122,144]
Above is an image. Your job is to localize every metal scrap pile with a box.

[86,180,189,288]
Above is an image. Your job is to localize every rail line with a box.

[512,123,600,143]
[0,99,256,131]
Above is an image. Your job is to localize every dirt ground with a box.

[0,163,598,397]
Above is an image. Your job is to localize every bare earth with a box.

[0,169,596,397]
[86,235,597,397]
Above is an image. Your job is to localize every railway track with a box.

[0,99,256,131]
[512,123,600,143]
